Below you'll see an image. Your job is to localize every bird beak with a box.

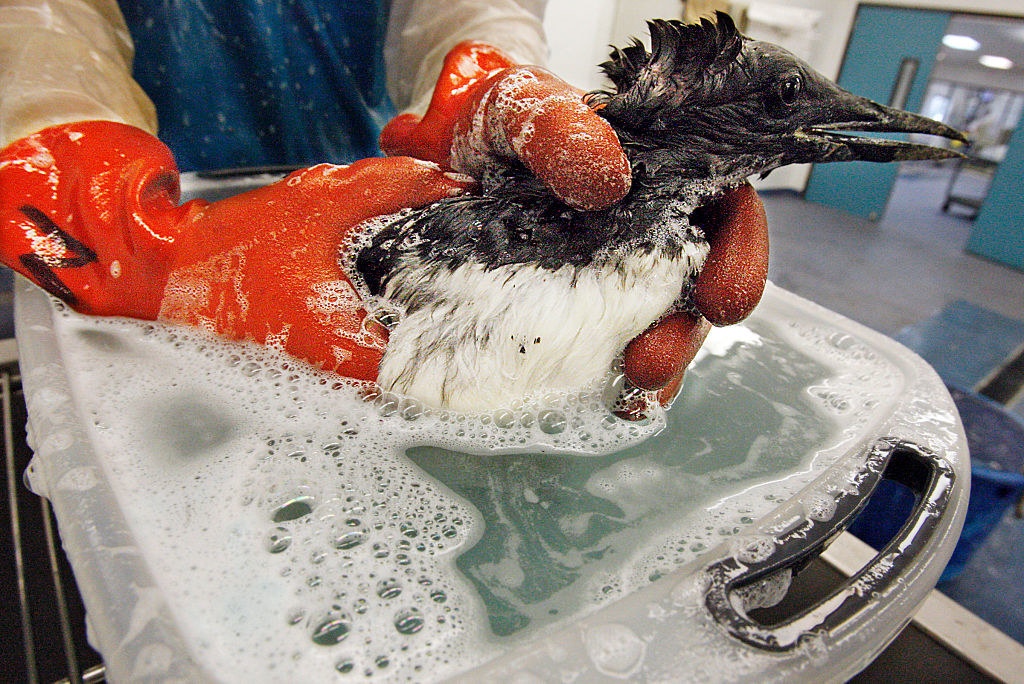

[799,94,966,162]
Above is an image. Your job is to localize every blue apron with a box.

[119,0,395,172]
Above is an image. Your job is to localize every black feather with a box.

[591,12,743,130]
[354,162,702,302]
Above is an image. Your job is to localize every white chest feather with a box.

[377,243,708,412]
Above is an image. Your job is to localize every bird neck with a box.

[618,145,757,220]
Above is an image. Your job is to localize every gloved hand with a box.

[0,121,473,382]
[380,42,632,212]
[622,183,769,410]
[0,122,190,320]
[381,42,770,414]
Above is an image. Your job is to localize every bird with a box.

[350,12,963,413]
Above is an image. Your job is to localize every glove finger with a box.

[380,42,516,165]
[692,183,769,326]
[340,157,477,222]
[379,113,430,159]
[174,157,476,270]
[622,311,710,391]
[456,66,631,211]
[257,157,476,235]
[656,319,711,406]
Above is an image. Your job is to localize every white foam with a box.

[51,306,670,680]
[41,294,902,680]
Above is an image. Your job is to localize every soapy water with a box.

[43,297,900,680]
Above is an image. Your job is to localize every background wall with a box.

[544,0,684,93]
[543,0,619,91]
[802,0,1024,81]
[737,0,1024,190]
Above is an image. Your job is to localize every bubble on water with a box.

[734,568,792,612]
[241,361,263,377]
[537,409,566,434]
[806,492,838,522]
[583,623,646,677]
[332,530,365,550]
[335,659,355,674]
[401,399,424,421]
[394,608,424,635]
[376,578,402,600]
[272,495,316,522]
[827,332,855,351]
[265,527,292,554]
[311,613,351,646]
[735,535,775,565]
[376,392,400,416]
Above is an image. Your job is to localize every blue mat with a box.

[850,386,1024,582]
[893,300,1024,390]
[939,509,1024,644]
[889,301,1024,644]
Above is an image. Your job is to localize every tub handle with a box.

[704,438,956,652]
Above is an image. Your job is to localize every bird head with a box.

[588,12,965,178]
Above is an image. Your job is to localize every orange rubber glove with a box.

[623,183,769,408]
[381,42,632,212]
[380,42,770,411]
[0,121,473,382]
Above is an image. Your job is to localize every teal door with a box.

[967,122,1024,271]
[804,5,951,219]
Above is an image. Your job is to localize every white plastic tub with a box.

[15,275,969,682]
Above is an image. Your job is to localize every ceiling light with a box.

[942,34,980,50]
[979,55,1014,69]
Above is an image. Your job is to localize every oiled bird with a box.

[353,12,963,411]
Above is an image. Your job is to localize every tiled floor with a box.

[891,300,1024,390]
[765,162,1024,338]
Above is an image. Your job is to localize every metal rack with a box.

[2,362,105,683]
[941,155,999,220]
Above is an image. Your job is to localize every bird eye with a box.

[778,76,803,105]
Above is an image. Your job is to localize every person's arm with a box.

[385,0,548,116]
[0,0,156,148]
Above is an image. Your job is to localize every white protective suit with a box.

[0,0,549,149]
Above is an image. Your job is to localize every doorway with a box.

[804,7,1024,273]
[888,11,1024,248]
